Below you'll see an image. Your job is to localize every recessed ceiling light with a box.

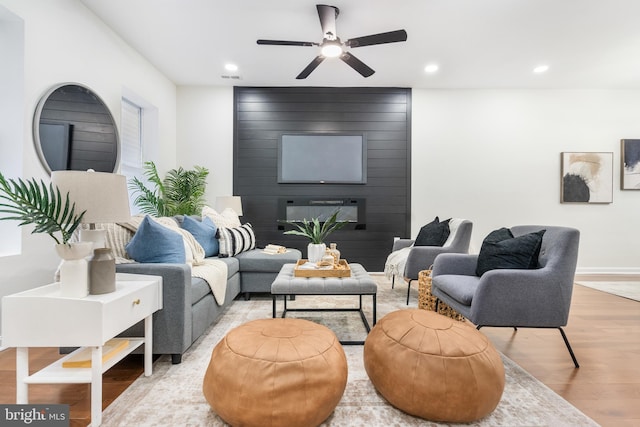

[424,64,439,73]
[533,65,549,73]
[225,63,239,72]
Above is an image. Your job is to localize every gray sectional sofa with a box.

[115,216,301,364]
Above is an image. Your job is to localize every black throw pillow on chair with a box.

[476,227,546,276]
[414,216,451,247]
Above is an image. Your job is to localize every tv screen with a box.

[278,133,367,184]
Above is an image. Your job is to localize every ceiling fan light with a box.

[321,42,343,58]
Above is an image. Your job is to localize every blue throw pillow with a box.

[181,215,219,257]
[126,215,186,263]
[476,228,546,276]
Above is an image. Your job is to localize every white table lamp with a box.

[215,195,243,216]
[51,170,131,248]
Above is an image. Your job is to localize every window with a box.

[120,98,144,214]
[0,7,24,256]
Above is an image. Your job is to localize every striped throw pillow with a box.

[217,223,256,257]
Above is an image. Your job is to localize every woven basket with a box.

[418,269,465,322]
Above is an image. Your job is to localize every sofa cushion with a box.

[476,228,546,276]
[415,216,451,247]
[191,277,213,305]
[217,223,256,257]
[215,256,240,279]
[181,216,219,257]
[125,215,186,263]
[235,248,302,272]
[432,274,480,306]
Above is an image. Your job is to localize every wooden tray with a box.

[294,259,351,278]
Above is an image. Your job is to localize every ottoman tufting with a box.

[203,318,348,427]
[363,309,505,423]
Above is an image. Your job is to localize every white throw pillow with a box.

[202,205,241,228]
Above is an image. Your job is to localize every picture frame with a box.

[561,152,613,203]
[621,139,640,190]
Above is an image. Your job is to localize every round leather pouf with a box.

[203,318,348,427]
[363,309,505,423]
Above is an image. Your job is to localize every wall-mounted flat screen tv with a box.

[278,133,367,184]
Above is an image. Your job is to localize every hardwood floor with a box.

[0,283,638,426]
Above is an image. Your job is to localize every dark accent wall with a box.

[233,87,411,271]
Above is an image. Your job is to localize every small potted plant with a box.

[0,172,86,245]
[280,210,347,262]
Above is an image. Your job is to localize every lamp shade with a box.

[215,196,243,216]
[51,170,131,224]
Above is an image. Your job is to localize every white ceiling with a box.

[81,0,640,89]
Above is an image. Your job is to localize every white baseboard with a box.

[575,267,640,281]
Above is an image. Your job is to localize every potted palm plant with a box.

[0,172,86,245]
[0,172,91,297]
[280,210,347,262]
[128,161,209,217]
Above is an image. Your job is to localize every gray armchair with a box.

[388,219,473,304]
[431,225,580,368]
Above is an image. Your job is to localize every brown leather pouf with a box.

[364,309,505,423]
[203,318,348,427]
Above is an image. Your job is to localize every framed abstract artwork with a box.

[561,152,613,203]
[621,139,640,190]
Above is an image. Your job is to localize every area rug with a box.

[102,275,599,427]
[575,281,640,302]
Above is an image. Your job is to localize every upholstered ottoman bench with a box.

[364,309,505,423]
[203,318,347,427]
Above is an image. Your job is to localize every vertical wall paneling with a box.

[233,87,411,271]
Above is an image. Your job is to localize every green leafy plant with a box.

[128,161,209,217]
[0,172,85,244]
[280,210,348,244]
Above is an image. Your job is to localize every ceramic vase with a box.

[55,242,93,298]
[89,247,116,295]
[307,243,326,263]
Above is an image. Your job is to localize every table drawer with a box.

[104,283,160,339]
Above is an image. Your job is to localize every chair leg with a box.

[406,279,413,305]
[392,275,395,289]
[477,325,579,368]
[558,327,580,368]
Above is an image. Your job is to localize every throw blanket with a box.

[121,216,228,306]
[382,218,465,281]
[384,246,412,281]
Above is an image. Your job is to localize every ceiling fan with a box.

[257,4,408,79]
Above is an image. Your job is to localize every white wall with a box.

[412,89,640,274]
[0,0,177,306]
[176,86,234,205]
[0,6,23,257]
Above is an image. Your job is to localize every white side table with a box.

[1,273,162,427]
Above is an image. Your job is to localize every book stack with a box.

[263,244,287,254]
[62,338,130,368]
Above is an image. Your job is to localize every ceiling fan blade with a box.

[340,52,374,77]
[317,4,339,40]
[257,39,316,47]
[296,56,326,79]
[346,29,408,48]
